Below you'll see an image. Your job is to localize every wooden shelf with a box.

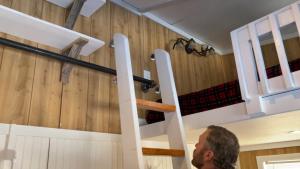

[136,99,176,112]
[0,5,104,56]
[47,0,106,17]
[142,148,185,157]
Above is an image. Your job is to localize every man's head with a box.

[192,125,240,169]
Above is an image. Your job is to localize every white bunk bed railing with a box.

[231,1,300,116]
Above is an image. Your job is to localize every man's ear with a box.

[204,150,214,161]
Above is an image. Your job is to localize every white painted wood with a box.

[241,140,300,152]
[269,13,295,89]
[47,0,106,17]
[256,7,295,37]
[48,138,119,169]
[113,33,144,169]
[155,49,191,169]
[9,135,49,169]
[0,5,104,56]
[236,28,261,99]
[230,30,249,100]
[256,153,300,169]
[10,125,120,142]
[292,3,300,40]
[141,103,248,139]
[249,23,270,94]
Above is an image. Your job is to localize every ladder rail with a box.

[113,33,144,169]
[114,34,191,169]
[155,49,191,169]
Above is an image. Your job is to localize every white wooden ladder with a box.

[113,33,191,169]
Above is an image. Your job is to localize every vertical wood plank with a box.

[86,2,111,133]
[0,0,42,125]
[0,0,11,70]
[28,1,64,128]
[60,15,91,130]
[109,3,129,134]
[128,12,144,117]
[142,17,160,100]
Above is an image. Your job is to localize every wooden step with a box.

[142,148,185,157]
[136,99,176,112]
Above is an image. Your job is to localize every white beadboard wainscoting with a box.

[0,124,196,169]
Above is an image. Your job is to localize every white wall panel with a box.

[1,124,189,169]
[12,136,49,169]
[144,156,173,169]
[48,138,123,169]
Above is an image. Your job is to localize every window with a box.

[256,153,300,169]
[264,160,300,169]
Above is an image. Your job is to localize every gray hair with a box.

[206,125,240,169]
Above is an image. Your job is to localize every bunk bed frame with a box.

[141,0,300,139]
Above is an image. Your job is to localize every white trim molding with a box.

[256,153,300,169]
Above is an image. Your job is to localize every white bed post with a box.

[292,3,300,34]
[269,14,295,89]
[155,49,191,169]
[231,29,264,115]
[113,33,144,169]
[249,23,270,94]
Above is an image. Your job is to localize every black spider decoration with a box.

[172,38,215,56]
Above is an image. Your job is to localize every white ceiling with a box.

[145,110,300,147]
[121,0,299,54]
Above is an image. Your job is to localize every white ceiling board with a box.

[124,0,171,10]
[114,0,299,53]
[141,0,299,54]
[47,0,106,17]
[144,110,300,147]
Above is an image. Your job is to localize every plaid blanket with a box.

[146,58,300,124]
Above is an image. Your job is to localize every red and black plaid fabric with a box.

[146,58,300,124]
[266,58,300,78]
[145,80,243,124]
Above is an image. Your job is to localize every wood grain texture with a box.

[136,99,176,112]
[28,1,65,128]
[60,15,91,130]
[108,3,129,134]
[86,2,111,133]
[142,147,185,157]
[0,0,42,125]
[239,146,300,169]
[261,37,300,68]
[0,0,11,70]
[142,17,160,101]
[127,12,145,118]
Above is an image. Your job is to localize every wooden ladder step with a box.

[136,99,176,112]
[142,148,185,157]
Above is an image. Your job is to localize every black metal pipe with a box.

[0,37,155,86]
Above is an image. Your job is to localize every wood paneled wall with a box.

[239,146,300,169]
[262,37,300,68]
[0,0,239,134]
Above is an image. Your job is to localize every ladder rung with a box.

[136,99,176,112]
[142,148,185,157]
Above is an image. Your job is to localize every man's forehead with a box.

[199,129,210,139]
